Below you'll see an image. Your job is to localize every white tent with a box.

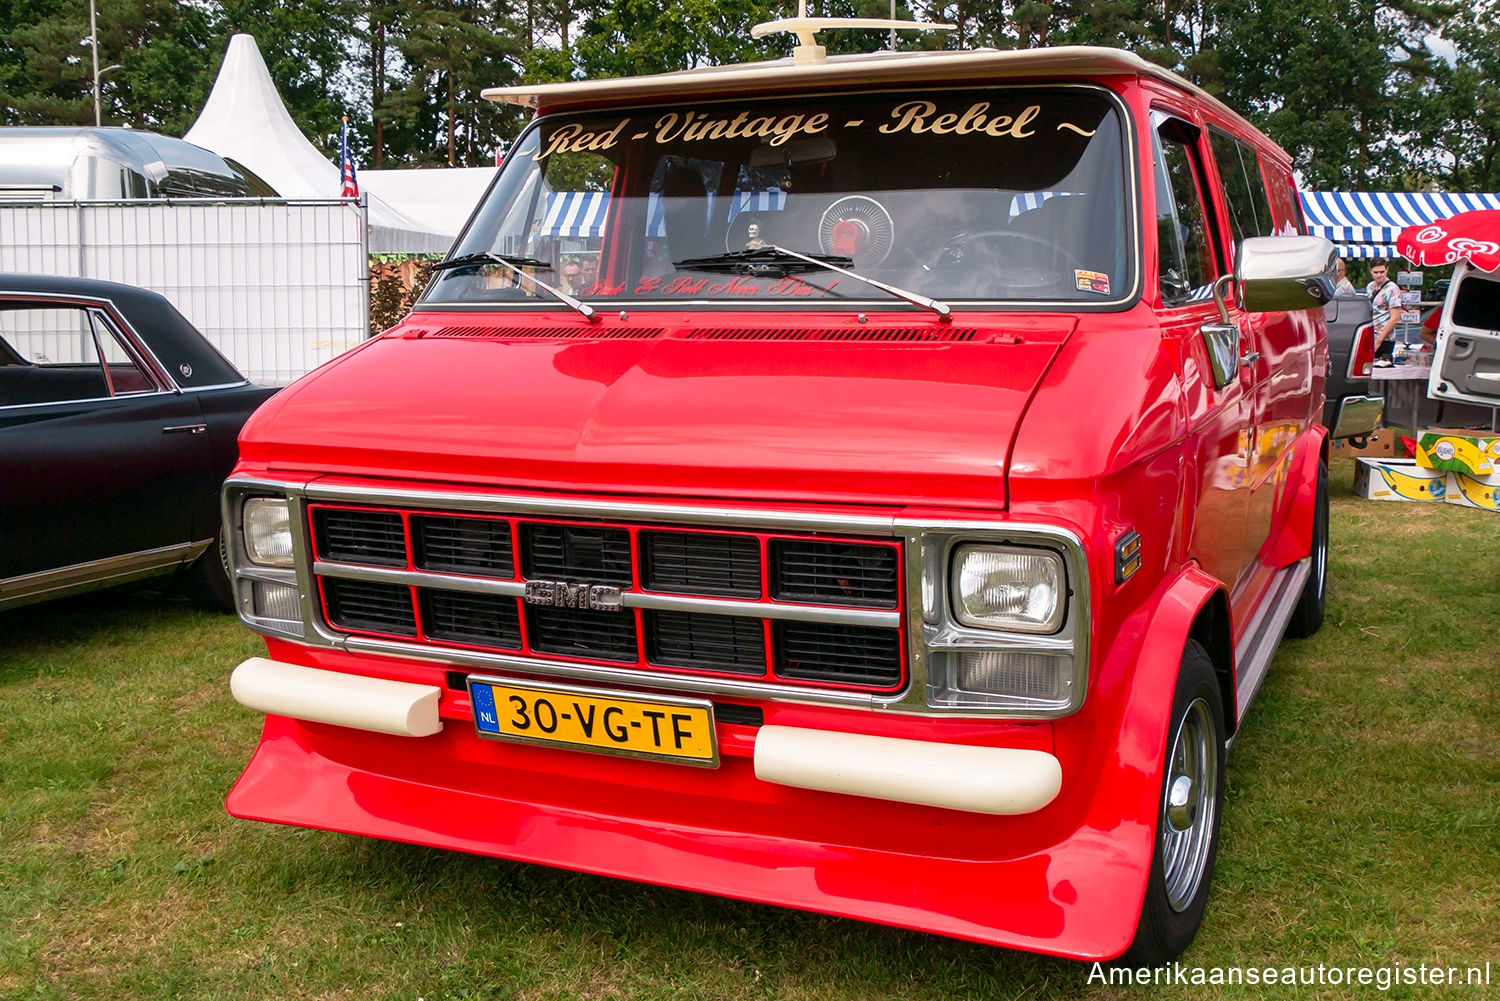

[185,34,452,253]
[359,165,497,241]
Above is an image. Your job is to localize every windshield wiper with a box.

[431,252,598,323]
[767,245,951,320]
[674,246,950,320]
[673,247,853,275]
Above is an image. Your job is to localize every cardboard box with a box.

[1447,471,1500,511]
[1332,427,1406,458]
[1354,457,1447,502]
[1414,429,1500,476]
[1355,457,1500,513]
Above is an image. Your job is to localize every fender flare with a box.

[1266,425,1329,569]
[1056,562,1231,959]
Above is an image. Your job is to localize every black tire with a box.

[1286,458,1329,638]
[1119,640,1225,967]
[184,526,235,612]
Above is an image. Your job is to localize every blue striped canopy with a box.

[541,190,611,239]
[1300,191,1500,261]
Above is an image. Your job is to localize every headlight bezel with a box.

[910,527,1088,718]
[223,483,307,640]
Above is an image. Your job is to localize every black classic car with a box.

[0,273,278,612]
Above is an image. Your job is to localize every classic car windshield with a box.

[426,86,1133,306]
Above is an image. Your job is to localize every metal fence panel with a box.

[0,199,368,384]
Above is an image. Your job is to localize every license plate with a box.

[467,676,719,767]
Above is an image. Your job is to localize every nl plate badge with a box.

[468,675,719,767]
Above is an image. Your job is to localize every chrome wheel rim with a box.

[1313,498,1328,601]
[1161,697,1218,912]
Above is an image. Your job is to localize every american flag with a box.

[339,117,359,198]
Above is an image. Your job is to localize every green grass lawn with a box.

[3,457,1497,1000]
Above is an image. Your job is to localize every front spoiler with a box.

[227,711,1151,961]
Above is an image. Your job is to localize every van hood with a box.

[239,314,1075,509]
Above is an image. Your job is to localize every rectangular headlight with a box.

[950,544,1065,633]
[243,497,294,567]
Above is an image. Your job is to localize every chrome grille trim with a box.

[225,476,1091,718]
[300,481,896,534]
[316,560,902,626]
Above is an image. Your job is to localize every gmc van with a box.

[222,43,1338,964]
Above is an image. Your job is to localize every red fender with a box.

[1053,561,1228,959]
[1265,425,1328,569]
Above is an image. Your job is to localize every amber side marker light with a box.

[1114,529,1142,585]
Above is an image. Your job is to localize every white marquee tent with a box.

[185,35,455,253]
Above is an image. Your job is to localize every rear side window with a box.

[0,305,157,406]
[1153,121,1219,305]
[1208,127,1274,244]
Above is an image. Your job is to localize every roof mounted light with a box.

[750,0,955,65]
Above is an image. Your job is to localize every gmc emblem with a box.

[523,579,624,611]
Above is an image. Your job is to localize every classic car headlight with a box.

[950,545,1065,633]
[243,497,294,567]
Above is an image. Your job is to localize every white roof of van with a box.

[483,45,1262,146]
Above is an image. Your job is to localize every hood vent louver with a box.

[685,327,978,342]
[418,325,985,342]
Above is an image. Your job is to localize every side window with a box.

[1208,127,1275,244]
[0,305,157,406]
[1153,121,1220,306]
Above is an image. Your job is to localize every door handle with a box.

[1240,351,1261,367]
[162,424,208,435]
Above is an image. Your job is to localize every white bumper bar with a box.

[230,657,443,737]
[753,725,1062,815]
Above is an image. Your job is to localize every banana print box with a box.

[1355,457,1448,502]
[1414,430,1500,476]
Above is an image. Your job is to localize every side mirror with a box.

[1237,235,1337,312]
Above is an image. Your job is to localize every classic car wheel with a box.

[184,527,235,613]
[1120,640,1225,966]
[1286,458,1329,638]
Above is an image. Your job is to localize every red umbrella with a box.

[1396,209,1500,272]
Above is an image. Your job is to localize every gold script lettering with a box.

[881,101,1043,138]
[655,110,827,147]
[539,119,629,159]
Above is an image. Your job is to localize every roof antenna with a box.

[751,0,954,65]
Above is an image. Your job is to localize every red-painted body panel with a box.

[225,61,1331,961]
[239,314,1074,509]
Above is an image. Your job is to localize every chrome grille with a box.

[522,523,632,586]
[413,515,513,576]
[421,588,520,649]
[323,578,415,635]
[308,504,905,693]
[770,539,899,608]
[774,621,902,686]
[314,508,405,566]
[642,530,760,598]
[646,610,765,674]
[527,605,638,662]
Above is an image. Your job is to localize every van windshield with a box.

[425,86,1134,307]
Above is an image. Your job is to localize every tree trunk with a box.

[447,69,456,166]
[372,19,385,169]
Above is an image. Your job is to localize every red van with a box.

[222,44,1337,964]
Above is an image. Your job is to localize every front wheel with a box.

[1120,640,1226,966]
[183,526,234,612]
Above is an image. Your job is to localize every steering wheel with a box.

[926,230,1086,291]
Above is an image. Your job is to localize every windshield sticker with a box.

[1075,270,1111,295]
[539,101,1098,160]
